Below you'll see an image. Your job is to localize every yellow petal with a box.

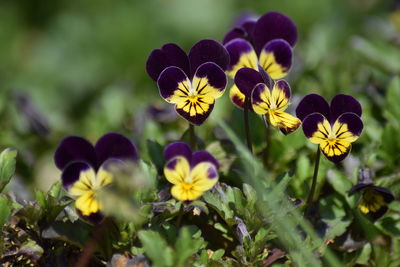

[259,52,287,79]
[164,156,190,185]
[190,162,219,192]
[68,168,97,198]
[268,110,301,134]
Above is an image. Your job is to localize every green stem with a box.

[189,123,196,150]
[243,97,253,153]
[262,115,271,167]
[304,146,321,217]
[176,203,185,228]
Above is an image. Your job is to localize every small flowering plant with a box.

[146,39,230,125]
[163,142,219,202]
[296,94,364,163]
[349,184,394,220]
[223,11,297,108]
[54,132,138,223]
[348,169,395,220]
[234,67,300,134]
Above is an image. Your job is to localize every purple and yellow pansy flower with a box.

[54,133,138,223]
[223,11,297,108]
[163,142,219,202]
[234,67,300,134]
[146,39,230,125]
[296,94,363,163]
[349,183,394,220]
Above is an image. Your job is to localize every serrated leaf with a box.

[138,230,174,267]
[0,148,17,192]
[174,227,205,267]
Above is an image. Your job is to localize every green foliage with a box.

[138,227,204,267]
[0,148,17,193]
[0,0,400,266]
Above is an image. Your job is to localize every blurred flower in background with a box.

[54,132,138,223]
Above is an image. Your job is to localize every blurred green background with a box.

[0,0,399,192]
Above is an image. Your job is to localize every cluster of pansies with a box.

[53,10,395,226]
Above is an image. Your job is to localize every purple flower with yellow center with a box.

[223,11,297,109]
[146,39,230,125]
[163,142,219,202]
[296,94,363,163]
[349,183,394,220]
[235,67,301,134]
[54,133,138,223]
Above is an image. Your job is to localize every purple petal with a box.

[164,142,192,162]
[225,39,257,75]
[296,94,330,122]
[207,166,218,179]
[260,39,292,79]
[146,43,190,81]
[336,113,363,137]
[76,209,104,225]
[54,136,96,170]
[61,161,93,189]
[191,151,219,170]
[253,11,298,54]
[234,68,264,97]
[176,102,215,126]
[373,186,395,203]
[223,28,247,45]
[257,65,274,89]
[327,150,351,163]
[301,113,326,139]
[330,94,362,122]
[95,133,138,166]
[369,207,388,220]
[233,12,258,28]
[348,183,372,195]
[157,66,190,101]
[189,39,230,77]
[194,62,227,92]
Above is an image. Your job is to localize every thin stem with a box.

[262,115,271,167]
[243,97,253,153]
[176,203,185,228]
[189,123,196,150]
[304,146,321,217]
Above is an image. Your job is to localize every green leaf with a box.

[0,148,17,192]
[318,195,352,242]
[42,220,92,247]
[138,230,174,267]
[174,227,205,267]
[48,180,64,199]
[146,139,165,172]
[210,249,225,260]
[243,183,257,209]
[0,195,11,231]
[355,243,371,265]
